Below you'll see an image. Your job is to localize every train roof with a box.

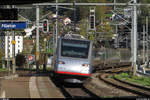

[63,34,86,39]
[61,34,92,42]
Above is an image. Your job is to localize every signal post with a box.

[36,5,40,72]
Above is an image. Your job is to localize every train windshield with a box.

[61,39,90,59]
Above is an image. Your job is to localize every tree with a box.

[19,8,36,21]
[88,31,96,44]
[0,48,3,65]
[31,44,36,54]
[16,54,26,67]
[0,38,4,66]
[95,0,108,22]
[97,21,114,40]
[79,18,87,38]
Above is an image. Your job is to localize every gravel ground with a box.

[0,71,35,78]
[0,72,9,77]
[84,73,139,98]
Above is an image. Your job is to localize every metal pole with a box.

[114,0,118,48]
[6,6,10,73]
[114,0,116,10]
[52,0,59,69]
[36,5,40,72]
[11,5,16,74]
[116,26,118,48]
[143,25,146,63]
[133,0,137,75]
[56,0,58,48]
[86,17,89,38]
[53,25,55,47]
[12,30,16,74]
[43,38,47,72]
[6,31,10,73]
[94,7,96,41]
[73,0,76,32]
[126,35,128,48]
[131,5,134,67]
[52,25,55,69]
[54,0,59,62]
[146,17,149,63]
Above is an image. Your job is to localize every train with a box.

[52,34,93,83]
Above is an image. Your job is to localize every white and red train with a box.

[52,34,93,83]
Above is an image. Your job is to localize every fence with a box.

[93,48,132,63]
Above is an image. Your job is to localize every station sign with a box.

[0,21,27,30]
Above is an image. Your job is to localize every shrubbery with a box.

[15,54,26,67]
[114,72,150,86]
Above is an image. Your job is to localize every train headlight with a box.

[59,61,65,64]
[82,64,89,67]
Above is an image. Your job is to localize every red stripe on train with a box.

[56,71,91,76]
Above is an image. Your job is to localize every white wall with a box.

[5,36,23,58]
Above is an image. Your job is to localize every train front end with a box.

[55,37,92,83]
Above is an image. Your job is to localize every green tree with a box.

[79,18,87,37]
[16,54,26,67]
[0,48,3,62]
[97,21,114,40]
[95,0,108,22]
[31,44,36,54]
[88,31,96,44]
[0,39,4,63]
[88,33,95,40]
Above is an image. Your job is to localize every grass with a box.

[0,68,8,72]
[113,73,150,87]
[46,67,53,71]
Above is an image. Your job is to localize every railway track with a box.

[59,83,100,98]
[49,75,100,98]
[99,65,131,73]
[99,73,150,97]
[94,63,150,97]
[93,61,131,73]
[48,62,133,98]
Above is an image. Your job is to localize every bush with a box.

[15,54,26,67]
[114,72,150,86]
[120,73,129,78]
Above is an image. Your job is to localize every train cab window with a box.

[61,39,90,59]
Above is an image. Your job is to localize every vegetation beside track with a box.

[0,68,8,72]
[113,73,150,87]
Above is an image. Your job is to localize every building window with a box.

[8,49,10,53]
